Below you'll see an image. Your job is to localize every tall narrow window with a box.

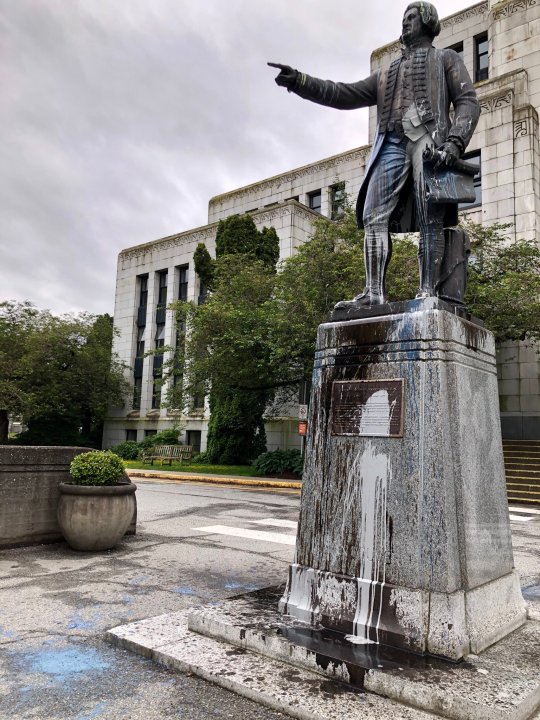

[125,429,137,442]
[330,182,346,220]
[474,33,488,82]
[308,190,322,213]
[133,377,142,410]
[134,326,145,379]
[156,270,168,324]
[458,151,482,210]
[137,275,148,327]
[178,265,189,302]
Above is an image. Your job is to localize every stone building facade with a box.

[103,0,540,450]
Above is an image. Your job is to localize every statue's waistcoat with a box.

[379,47,433,133]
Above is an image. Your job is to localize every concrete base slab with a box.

[106,610,435,720]
[107,587,540,720]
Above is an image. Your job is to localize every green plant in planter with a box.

[69,450,126,486]
[59,450,135,551]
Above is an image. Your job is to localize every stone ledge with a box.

[106,590,540,720]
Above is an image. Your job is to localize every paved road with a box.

[1,480,539,719]
[0,480,300,720]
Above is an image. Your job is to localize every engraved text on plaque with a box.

[331,379,404,437]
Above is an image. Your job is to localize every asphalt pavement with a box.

[1,478,539,720]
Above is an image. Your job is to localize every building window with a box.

[307,190,322,213]
[156,270,168,323]
[137,275,148,327]
[151,382,161,409]
[153,324,165,377]
[144,429,157,437]
[191,394,205,411]
[186,430,202,453]
[330,182,346,220]
[459,151,482,210]
[126,429,137,442]
[474,33,488,82]
[133,377,142,410]
[198,282,208,305]
[133,326,145,378]
[178,265,189,302]
[447,41,463,58]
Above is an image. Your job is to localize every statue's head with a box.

[402,2,441,43]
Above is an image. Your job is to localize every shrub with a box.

[109,441,140,460]
[69,450,126,486]
[138,429,180,450]
[252,449,303,477]
[191,452,210,464]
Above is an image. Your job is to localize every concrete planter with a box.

[57,481,137,551]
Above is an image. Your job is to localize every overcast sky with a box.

[1,0,474,315]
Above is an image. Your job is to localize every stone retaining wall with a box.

[0,446,136,548]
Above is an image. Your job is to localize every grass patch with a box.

[124,460,260,476]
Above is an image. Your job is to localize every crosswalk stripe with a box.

[508,506,540,515]
[249,519,298,529]
[509,515,534,522]
[193,525,296,545]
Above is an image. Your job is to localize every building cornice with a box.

[209,146,370,208]
[119,201,320,262]
[492,0,539,20]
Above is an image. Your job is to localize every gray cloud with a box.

[1,0,473,314]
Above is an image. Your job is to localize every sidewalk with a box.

[127,468,302,490]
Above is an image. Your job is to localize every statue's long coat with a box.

[291,46,480,231]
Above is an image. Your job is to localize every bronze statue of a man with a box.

[270,2,480,307]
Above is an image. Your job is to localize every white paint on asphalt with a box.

[193,525,297,545]
[250,519,298,529]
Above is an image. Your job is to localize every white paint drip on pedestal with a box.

[346,391,391,645]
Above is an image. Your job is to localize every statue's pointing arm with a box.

[268,62,378,110]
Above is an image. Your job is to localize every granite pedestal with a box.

[279,299,526,660]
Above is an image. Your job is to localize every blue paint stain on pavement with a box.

[0,624,17,639]
[68,613,95,630]
[76,701,108,719]
[224,581,258,591]
[171,586,198,596]
[522,583,540,599]
[26,647,111,681]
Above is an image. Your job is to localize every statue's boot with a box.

[417,226,445,298]
[334,227,390,310]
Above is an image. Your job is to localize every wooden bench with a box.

[141,445,193,466]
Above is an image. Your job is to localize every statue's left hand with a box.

[436,141,462,168]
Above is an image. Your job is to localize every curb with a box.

[126,469,302,490]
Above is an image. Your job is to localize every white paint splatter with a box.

[349,436,390,644]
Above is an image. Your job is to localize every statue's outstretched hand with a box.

[268,62,298,91]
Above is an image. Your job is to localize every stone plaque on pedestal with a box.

[280,298,526,660]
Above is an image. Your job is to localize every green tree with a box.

[463,220,540,343]
[175,215,280,464]
[0,302,129,445]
